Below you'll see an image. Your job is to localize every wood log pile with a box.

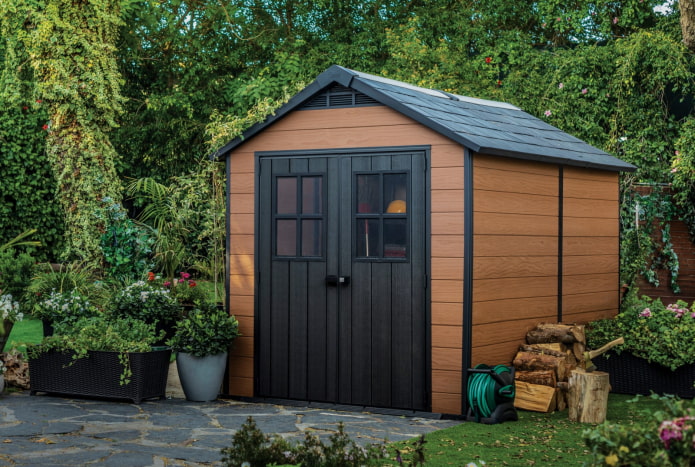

[512,323,586,413]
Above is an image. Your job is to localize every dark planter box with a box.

[593,351,695,399]
[29,348,171,403]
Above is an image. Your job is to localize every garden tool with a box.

[583,337,624,372]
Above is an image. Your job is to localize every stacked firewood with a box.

[512,323,586,413]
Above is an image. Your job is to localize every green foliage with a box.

[0,249,36,304]
[587,292,695,370]
[220,417,390,467]
[96,198,154,283]
[126,160,226,282]
[619,186,682,292]
[109,279,180,327]
[584,395,695,466]
[167,302,239,357]
[31,289,100,327]
[14,0,127,265]
[24,262,103,310]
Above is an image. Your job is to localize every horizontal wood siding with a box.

[471,155,559,366]
[227,151,256,397]
[228,105,462,412]
[562,167,619,324]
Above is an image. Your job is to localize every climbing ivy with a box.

[11,0,127,265]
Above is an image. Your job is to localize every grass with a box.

[380,393,661,466]
[4,320,658,466]
[3,318,43,353]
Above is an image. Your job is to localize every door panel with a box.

[257,151,428,410]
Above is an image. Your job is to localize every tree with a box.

[681,0,695,51]
[21,0,126,265]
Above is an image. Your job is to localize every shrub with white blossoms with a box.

[0,294,23,323]
[110,279,180,325]
[31,289,98,327]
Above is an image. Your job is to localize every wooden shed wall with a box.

[225,105,465,414]
[471,156,560,366]
[470,158,620,368]
[562,167,619,323]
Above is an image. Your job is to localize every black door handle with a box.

[325,275,350,286]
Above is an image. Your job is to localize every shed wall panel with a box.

[471,155,560,367]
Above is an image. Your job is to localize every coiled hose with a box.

[467,364,515,419]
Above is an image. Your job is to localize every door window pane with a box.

[276,219,296,256]
[356,218,380,257]
[384,173,407,213]
[302,177,322,214]
[301,219,322,256]
[276,177,297,214]
[384,218,407,257]
[357,174,379,213]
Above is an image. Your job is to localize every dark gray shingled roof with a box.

[213,65,636,172]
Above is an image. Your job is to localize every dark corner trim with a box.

[223,155,232,394]
[558,166,564,323]
[462,148,474,415]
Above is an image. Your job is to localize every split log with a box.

[570,325,587,361]
[531,342,564,353]
[515,369,557,388]
[568,369,610,423]
[513,350,568,381]
[556,382,569,411]
[526,324,577,345]
[520,344,568,359]
[514,380,557,413]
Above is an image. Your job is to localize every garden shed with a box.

[213,65,636,416]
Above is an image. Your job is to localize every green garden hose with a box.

[467,364,515,419]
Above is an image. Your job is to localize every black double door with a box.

[257,151,428,410]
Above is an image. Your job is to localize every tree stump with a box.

[568,369,610,423]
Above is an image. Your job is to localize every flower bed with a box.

[29,348,171,403]
[593,351,695,399]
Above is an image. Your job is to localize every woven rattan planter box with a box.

[29,348,171,403]
[593,352,695,399]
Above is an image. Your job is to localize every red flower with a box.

[42,124,48,131]
[22,106,28,110]
[188,280,197,288]
[485,57,492,64]
[147,271,155,281]
[497,80,502,87]
[36,99,42,103]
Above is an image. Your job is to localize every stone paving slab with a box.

[0,391,462,466]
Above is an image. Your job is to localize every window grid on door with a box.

[273,174,324,259]
[354,171,409,261]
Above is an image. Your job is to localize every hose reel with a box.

[466,364,518,424]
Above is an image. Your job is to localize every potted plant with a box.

[162,271,209,307]
[0,293,23,352]
[167,302,240,401]
[109,277,181,345]
[27,314,171,403]
[30,289,100,336]
[587,291,695,398]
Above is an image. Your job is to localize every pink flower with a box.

[613,17,619,24]
[163,281,171,287]
[640,308,651,318]
[671,168,678,173]
[544,110,552,117]
[180,271,191,280]
[558,83,564,89]
[581,88,588,94]
[178,278,185,284]
[675,151,680,156]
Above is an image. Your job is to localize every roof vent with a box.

[300,84,381,110]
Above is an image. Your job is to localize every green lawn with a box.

[3,319,43,353]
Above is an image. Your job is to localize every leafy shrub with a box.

[97,198,155,283]
[587,291,695,370]
[584,395,695,466]
[0,248,36,304]
[31,289,100,327]
[167,302,239,357]
[109,279,180,327]
[220,417,392,467]
[24,262,102,310]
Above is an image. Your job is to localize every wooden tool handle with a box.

[587,337,624,359]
